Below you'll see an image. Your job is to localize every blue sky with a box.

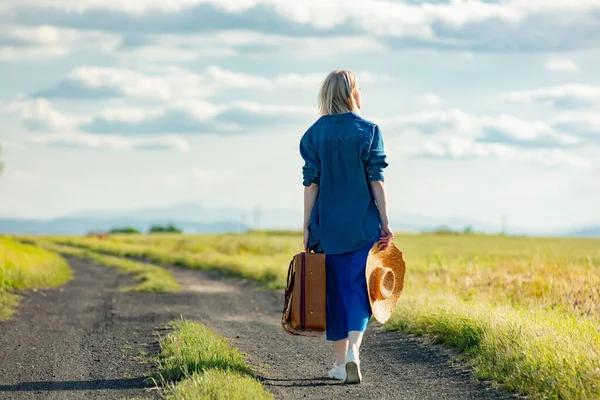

[1,0,599,230]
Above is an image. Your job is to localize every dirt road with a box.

[0,257,516,399]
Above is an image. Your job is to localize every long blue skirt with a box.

[325,239,376,341]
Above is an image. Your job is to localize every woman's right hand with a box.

[379,224,394,250]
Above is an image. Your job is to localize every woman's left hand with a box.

[303,228,310,252]
[379,224,394,250]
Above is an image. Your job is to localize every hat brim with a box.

[366,242,406,324]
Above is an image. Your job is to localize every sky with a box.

[0,0,599,230]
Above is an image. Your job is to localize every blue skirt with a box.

[325,239,376,341]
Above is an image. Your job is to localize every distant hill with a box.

[0,217,246,235]
[566,226,600,238]
[62,203,507,234]
[1,203,598,237]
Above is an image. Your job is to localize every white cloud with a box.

[403,137,517,159]
[220,101,314,115]
[0,46,68,61]
[478,114,579,145]
[204,66,321,90]
[5,0,600,34]
[421,93,442,106]
[502,84,600,108]
[1,98,91,130]
[512,0,600,14]
[68,66,206,102]
[2,95,315,136]
[2,0,600,55]
[6,0,213,14]
[118,31,387,61]
[381,108,583,147]
[553,112,600,138]
[6,0,581,28]
[401,137,591,168]
[0,25,121,61]
[26,132,190,152]
[1,99,191,151]
[0,0,521,24]
[388,107,595,168]
[97,106,166,123]
[520,149,593,168]
[544,58,580,72]
[382,109,479,136]
[555,113,600,128]
[59,65,389,104]
[8,25,120,49]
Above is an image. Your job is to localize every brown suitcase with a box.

[281,252,326,337]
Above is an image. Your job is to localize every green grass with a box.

[29,232,600,399]
[155,320,272,400]
[46,234,293,289]
[32,240,180,293]
[389,297,600,399]
[0,236,72,319]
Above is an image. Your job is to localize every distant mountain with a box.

[566,226,600,238]
[0,217,246,235]
[68,203,236,222]
[1,203,598,237]
[63,204,506,233]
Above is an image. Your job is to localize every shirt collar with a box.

[320,111,360,121]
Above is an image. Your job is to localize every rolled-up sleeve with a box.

[300,135,320,187]
[364,125,388,181]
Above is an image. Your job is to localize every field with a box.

[0,237,72,319]
[26,232,600,399]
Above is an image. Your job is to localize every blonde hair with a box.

[318,70,360,116]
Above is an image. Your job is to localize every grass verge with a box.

[0,237,72,319]
[388,296,600,400]
[48,235,291,289]
[155,319,272,400]
[32,240,180,293]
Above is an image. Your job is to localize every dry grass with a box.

[46,234,294,289]
[0,236,72,319]
[31,240,180,293]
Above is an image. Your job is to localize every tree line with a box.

[105,224,183,235]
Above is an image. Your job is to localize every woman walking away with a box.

[300,70,394,384]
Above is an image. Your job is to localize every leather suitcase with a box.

[281,252,326,337]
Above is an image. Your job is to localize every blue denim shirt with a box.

[300,112,388,255]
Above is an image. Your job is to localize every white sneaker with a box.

[327,363,347,380]
[345,349,362,384]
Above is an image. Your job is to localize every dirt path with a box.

[0,257,517,400]
[0,258,170,399]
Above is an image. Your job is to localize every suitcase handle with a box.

[282,258,294,314]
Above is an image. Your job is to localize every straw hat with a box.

[366,242,406,324]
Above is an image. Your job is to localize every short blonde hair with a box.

[318,70,360,116]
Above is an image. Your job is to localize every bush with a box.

[431,225,459,235]
[149,224,182,234]
[109,227,141,234]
